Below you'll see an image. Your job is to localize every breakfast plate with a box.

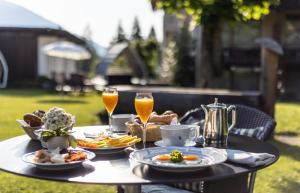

[22,149,95,170]
[78,145,130,154]
[130,147,227,172]
[154,140,196,147]
[76,134,141,155]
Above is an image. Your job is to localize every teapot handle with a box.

[227,105,236,131]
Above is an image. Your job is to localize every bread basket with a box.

[16,120,41,140]
[126,122,162,142]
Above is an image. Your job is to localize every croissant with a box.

[148,111,178,125]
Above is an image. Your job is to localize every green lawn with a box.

[255,103,300,193]
[0,89,115,193]
[0,89,299,193]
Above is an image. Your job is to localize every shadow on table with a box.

[132,164,235,183]
[92,152,128,161]
[37,99,87,104]
[25,163,95,179]
[14,140,41,157]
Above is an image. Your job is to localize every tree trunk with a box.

[211,22,223,77]
[195,22,223,88]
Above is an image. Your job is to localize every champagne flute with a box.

[102,87,118,134]
[134,93,154,149]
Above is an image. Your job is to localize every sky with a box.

[6,0,163,47]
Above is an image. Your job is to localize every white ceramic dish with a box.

[77,133,132,154]
[130,147,227,172]
[154,140,196,147]
[78,145,129,155]
[22,150,95,170]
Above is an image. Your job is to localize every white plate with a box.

[22,150,95,170]
[130,147,227,172]
[77,133,132,154]
[154,140,196,147]
[78,145,129,155]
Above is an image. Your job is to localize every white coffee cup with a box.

[160,125,199,146]
[112,114,135,133]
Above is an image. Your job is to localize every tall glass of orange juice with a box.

[135,92,154,149]
[102,87,118,133]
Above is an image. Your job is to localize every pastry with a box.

[23,113,42,127]
[148,111,178,125]
[33,110,45,118]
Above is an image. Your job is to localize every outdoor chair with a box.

[141,105,276,193]
[180,104,276,141]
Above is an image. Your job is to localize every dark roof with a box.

[0,0,86,45]
[96,42,148,79]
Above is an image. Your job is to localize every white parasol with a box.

[43,41,91,60]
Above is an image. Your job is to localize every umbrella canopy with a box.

[43,41,91,60]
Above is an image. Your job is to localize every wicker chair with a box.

[180,104,276,141]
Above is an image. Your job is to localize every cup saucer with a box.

[154,140,197,147]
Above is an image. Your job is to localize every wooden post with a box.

[260,48,278,117]
[256,38,283,117]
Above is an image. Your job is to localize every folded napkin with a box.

[219,149,275,167]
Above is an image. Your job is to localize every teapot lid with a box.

[207,98,226,109]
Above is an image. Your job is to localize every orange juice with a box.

[102,93,118,113]
[135,98,154,124]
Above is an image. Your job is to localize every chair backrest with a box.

[233,105,276,140]
[180,105,276,141]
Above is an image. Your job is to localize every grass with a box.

[254,103,300,193]
[0,89,115,193]
[0,89,299,193]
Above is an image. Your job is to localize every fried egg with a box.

[152,154,200,165]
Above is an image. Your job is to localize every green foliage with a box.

[131,17,143,40]
[148,26,157,40]
[41,128,69,141]
[112,22,127,44]
[154,0,280,24]
[174,26,195,86]
[131,39,160,78]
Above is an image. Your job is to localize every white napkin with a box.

[219,149,275,167]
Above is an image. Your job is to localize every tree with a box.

[82,23,93,41]
[112,22,127,44]
[132,39,159,78]
[131,17,142,40]
[174,26,195,86]
[152,0,279,87]
[131,19,159,78]
[148,26,157,40]
[161,39,177,83]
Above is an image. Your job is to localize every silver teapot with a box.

[201,98,236,147]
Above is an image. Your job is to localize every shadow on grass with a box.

[270,138,300,162]
[0,89,50,97]
[37,99,87,104]
[276,131,299,137]
[270,170,300,193]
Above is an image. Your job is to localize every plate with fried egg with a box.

[130,147,227,172]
